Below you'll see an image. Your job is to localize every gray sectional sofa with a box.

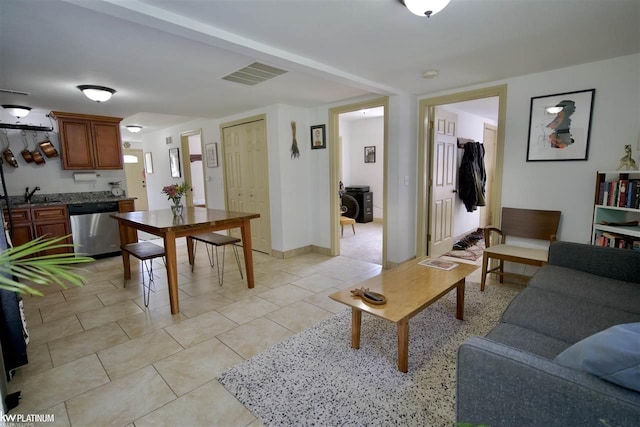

[457,241,640,426]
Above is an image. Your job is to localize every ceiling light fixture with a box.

[401,0,451,17]
[422,69,440,78]
[2,105,32,119]
[126,125,143,133]
[77,85,116,103]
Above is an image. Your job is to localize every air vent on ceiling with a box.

[222,62,287,86]
[0,88,30,96]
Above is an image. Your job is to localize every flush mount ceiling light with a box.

[2,105,32,119]
[401,0,451,17]
[422,69,440,78]
[77,85,116,103]
[126,125,143,133]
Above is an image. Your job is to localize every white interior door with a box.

[223,119,271,254]
[429,109,457,257]
[480,123,497,227]
[123,149,148,210]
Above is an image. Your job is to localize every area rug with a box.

[444,240,485,261]
[218,284,519,427]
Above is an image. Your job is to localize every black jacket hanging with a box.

[458,141,486,212]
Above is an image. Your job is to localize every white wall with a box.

[0,114,128,197]
[420,53,640,245]
[340,116,384,219]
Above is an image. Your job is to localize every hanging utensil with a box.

[38,132,59,158]
[1,130,18,168]
[20,130,33,163]
[31,131,45,165]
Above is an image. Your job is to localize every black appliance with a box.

[346,186,373,223]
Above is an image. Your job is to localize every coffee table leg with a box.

[352,309,361,349]
[397,318,409,373]
[456,279,465,320]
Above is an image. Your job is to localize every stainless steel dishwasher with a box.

[68,201,121,257]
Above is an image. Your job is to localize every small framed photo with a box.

[447,121,456,136]
[310,124,326,149]
[144,152,153,174]
[364,146,376,163]
[169,147,181,178]
[437,119,446,134]
[205,143,219,168]
[526,88,595,161]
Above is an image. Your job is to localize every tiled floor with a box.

[340,221,383,265]
[7,237,505,426]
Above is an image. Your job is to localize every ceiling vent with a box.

[0,88,30,96]
[222,62,287,86]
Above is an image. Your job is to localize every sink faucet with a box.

[25,186,40,203]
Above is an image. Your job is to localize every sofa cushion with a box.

[486,323,571,359]
[501,287,640,344]
[529,265,640,314]
[555,323,640,392]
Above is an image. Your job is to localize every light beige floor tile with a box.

[214,282,270,303]
[177,291,235,318]
[9,354,109,413]
[217,318,294,359]
[39,295,104,323]
[9,342,51,380]
[257,284,314,307]
[266,300,333,333]
[217,296,279,325]
[179,276,224,297]
[290,273,345,292]
[28,315,84,345]
[304,287,351,314]
[154,338,243,396]
[9,402,70,427]
[254,270,301,289]
[21,291,65,310]
[164,311,238,348]
[23,305,43,327]
[134,380,255,427]
[66,365,176,426]
[131,288,191,311]
[61,280,118,301]
[96,284,144,306]
[48,322,129,366]
[117,306,186,339]
[97,329,182,380]
[77,300,143,330]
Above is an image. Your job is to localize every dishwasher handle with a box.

[68,202,120,215]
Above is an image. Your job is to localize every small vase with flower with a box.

[162,182,190,217]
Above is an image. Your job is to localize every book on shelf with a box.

[598,179,640,209]
[419,258,459,270]
[594,231,640,250]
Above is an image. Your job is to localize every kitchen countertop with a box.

[5,191,136,209]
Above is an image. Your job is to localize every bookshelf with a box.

[592,171,640,249]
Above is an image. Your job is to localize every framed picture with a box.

[447,121,456,136]
[205,143,218,168]
[169,147,181,178]
[526,88,595,161]
[364,146,376,163]
[144,152,153,174]
[310,124,326,149]
[437,119,446,134]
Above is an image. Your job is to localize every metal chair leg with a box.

[232,244,243,279]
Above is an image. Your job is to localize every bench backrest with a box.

[500,207,561,241]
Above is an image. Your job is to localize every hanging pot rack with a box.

[0,114,55,132]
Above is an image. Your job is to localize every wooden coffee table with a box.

[329,258,478,372]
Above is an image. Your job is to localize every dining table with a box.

[111,207,260,314]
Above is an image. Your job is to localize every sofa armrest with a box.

[547,241,640,284]
[457,337,640,427]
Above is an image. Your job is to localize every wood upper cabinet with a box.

[50,111,123,170]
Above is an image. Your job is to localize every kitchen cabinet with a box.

[50,111,123,170]
[3,205,72,256]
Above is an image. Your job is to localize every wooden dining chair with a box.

[189,232,243,285]
[121,242,166,307]
[481,207,561,291]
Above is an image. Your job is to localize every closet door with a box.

[223,119,271,254]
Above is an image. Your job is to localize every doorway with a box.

[123,149,149,210]
[180,129,206,208]
[329,97,388,267]
[416,85,507,258]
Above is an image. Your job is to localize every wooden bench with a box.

[481,207,561,291]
